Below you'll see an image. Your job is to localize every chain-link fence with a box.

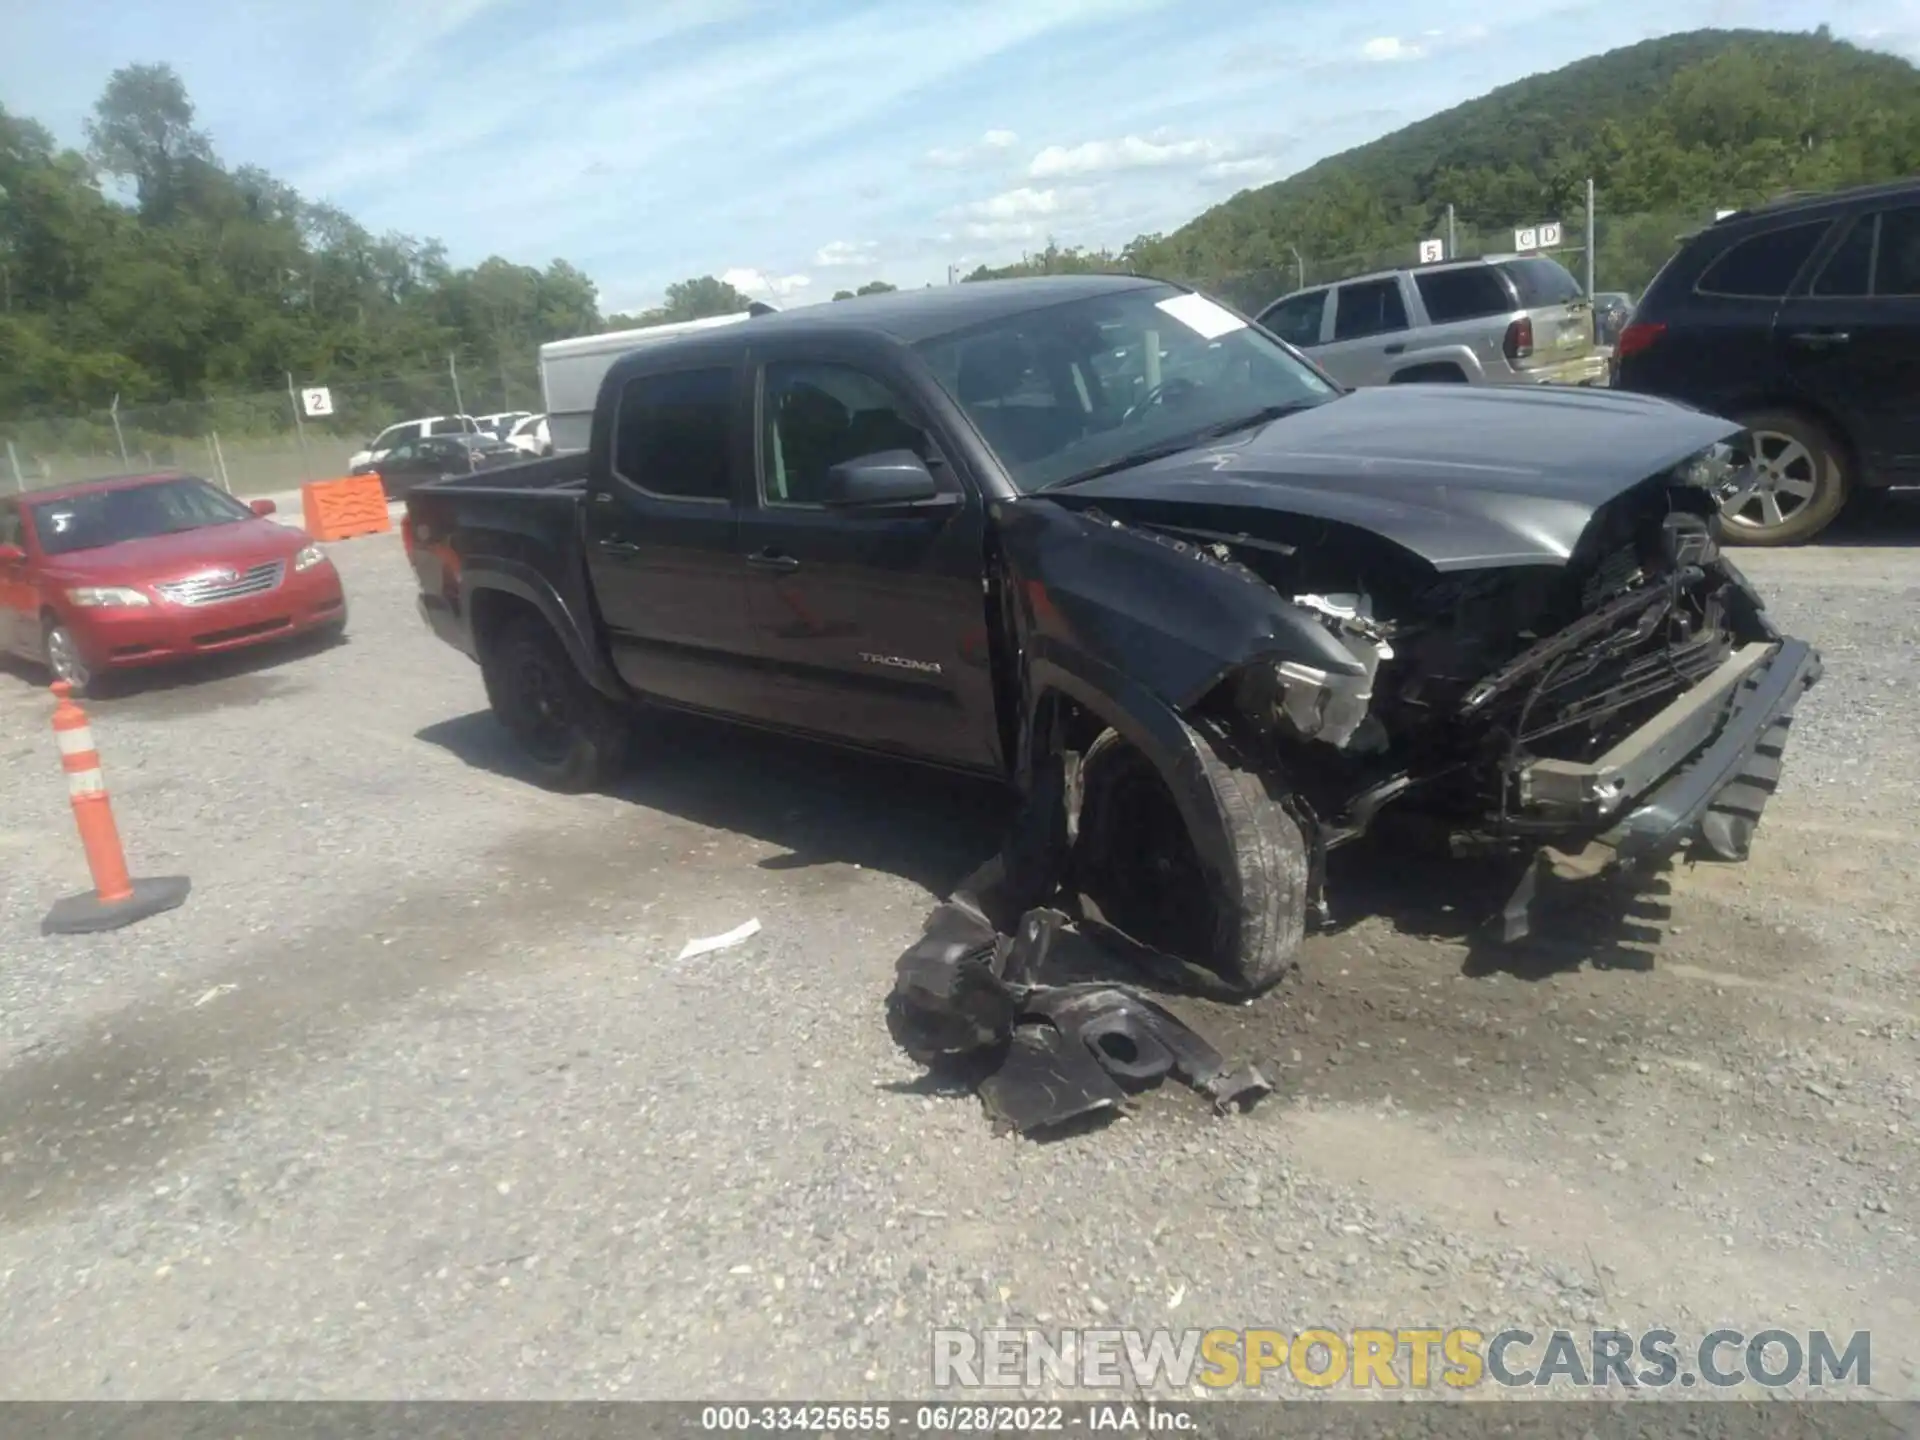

[1184,203,1702,315]
[2,201,1717,494]
[1,352,542,497]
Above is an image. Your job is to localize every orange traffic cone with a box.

[41,681,191,935]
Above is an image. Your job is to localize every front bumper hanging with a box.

[1499,636,1822,940]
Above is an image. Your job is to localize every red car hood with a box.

[41,520,306,585]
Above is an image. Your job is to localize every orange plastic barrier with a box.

[300,474,393,542]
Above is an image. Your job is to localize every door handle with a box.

[1788,330,1851,347]
[597,539,641,557]
[1383,342,1406,355]
[747,549,800,572]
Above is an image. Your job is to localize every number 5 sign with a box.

[1417,238,1445,265]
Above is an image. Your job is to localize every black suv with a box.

[1612,177,1920,545]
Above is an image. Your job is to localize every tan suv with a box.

[1256,256,1608,389]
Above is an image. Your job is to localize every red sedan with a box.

[0,471,347,694]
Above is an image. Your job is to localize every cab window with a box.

[760,361,935,506]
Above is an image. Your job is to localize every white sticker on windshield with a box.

[1154,292,1246,341]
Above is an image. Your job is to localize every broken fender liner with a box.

[884,903,1273,1137]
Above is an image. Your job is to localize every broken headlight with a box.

[1267,594,1394,753]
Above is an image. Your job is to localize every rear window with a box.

[612,367,735,501]
[1876,205,1920,296]
[1415,266,1514,323]
[1495,258,1584,308]
[1695,220,1830,299]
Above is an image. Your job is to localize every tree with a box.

[832,279,899,300]
[84,63,214,221]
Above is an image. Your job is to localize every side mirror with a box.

[0,543,24,564]
[822,450,942,507]
[250,498,278,517]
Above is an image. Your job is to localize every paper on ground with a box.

[675,918,762,961]
[1154,292,1246,341]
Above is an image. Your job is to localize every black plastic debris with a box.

[884,901,1273,1138]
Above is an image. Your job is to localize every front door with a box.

[581,361,764,715]
[0,498,27,655]
[733,352,1002,773]
[1778,202,1920,479]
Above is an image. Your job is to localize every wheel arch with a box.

[1023,648,1241,903]
[460,561,625,700]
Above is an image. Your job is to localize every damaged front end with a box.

[999,432,1819,949]
[1187,442,1822,935]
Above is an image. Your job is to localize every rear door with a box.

[1493,257,1594,373]
[581,360,765,715]
[1317,277,1413,386]
[732,344,1001,771]
[1411,265,1516,376]
[1777,201,1920,479]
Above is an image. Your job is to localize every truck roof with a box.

[742,273,1166,345]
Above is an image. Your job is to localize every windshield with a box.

[914,283,1337,493]
[30,476,255,556]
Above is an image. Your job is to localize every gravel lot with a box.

[0,499,1915,1402]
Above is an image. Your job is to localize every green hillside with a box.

[975,28,1920,308]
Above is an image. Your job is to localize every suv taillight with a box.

[1615,321,1666,359]
[1503,315,1534,361]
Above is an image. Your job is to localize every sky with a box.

[3,0,1916,315]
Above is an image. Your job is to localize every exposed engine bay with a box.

[1126,446,1780,857]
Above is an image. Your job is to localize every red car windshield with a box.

[30,476,256,557]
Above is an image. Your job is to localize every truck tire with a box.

[1722,408,1851,546]
[480,612,630,793]
[1072,720,1306,996]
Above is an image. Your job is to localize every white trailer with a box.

[538,305,776,454]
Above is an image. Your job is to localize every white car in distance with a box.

[503,414,552,457]
[348,414,482,471]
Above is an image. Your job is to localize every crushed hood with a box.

[1045,384,1742,571]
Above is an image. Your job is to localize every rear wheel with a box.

[480,613,630,792]
[1722,409,1851,545]
[1072,721,1307,996]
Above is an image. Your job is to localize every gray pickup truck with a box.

[402,273,1819,994]
[1257,255,1610,389]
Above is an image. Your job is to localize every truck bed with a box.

[403,451,602,672]
[417,450,588,494]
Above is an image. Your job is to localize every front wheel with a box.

[1721,409,1851,545]
[43,618,102,697]
[1072,720,1307,996]
[479,613,630,792]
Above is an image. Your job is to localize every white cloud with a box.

[1201,155,1284,182]
[1360,35,1425,61]
[815,239,880,267]
[925,129,1024,167]
[947,185,1098,243]
[957,186,1082,220]
[722,267,812,299]
[1028,134,1227,178]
